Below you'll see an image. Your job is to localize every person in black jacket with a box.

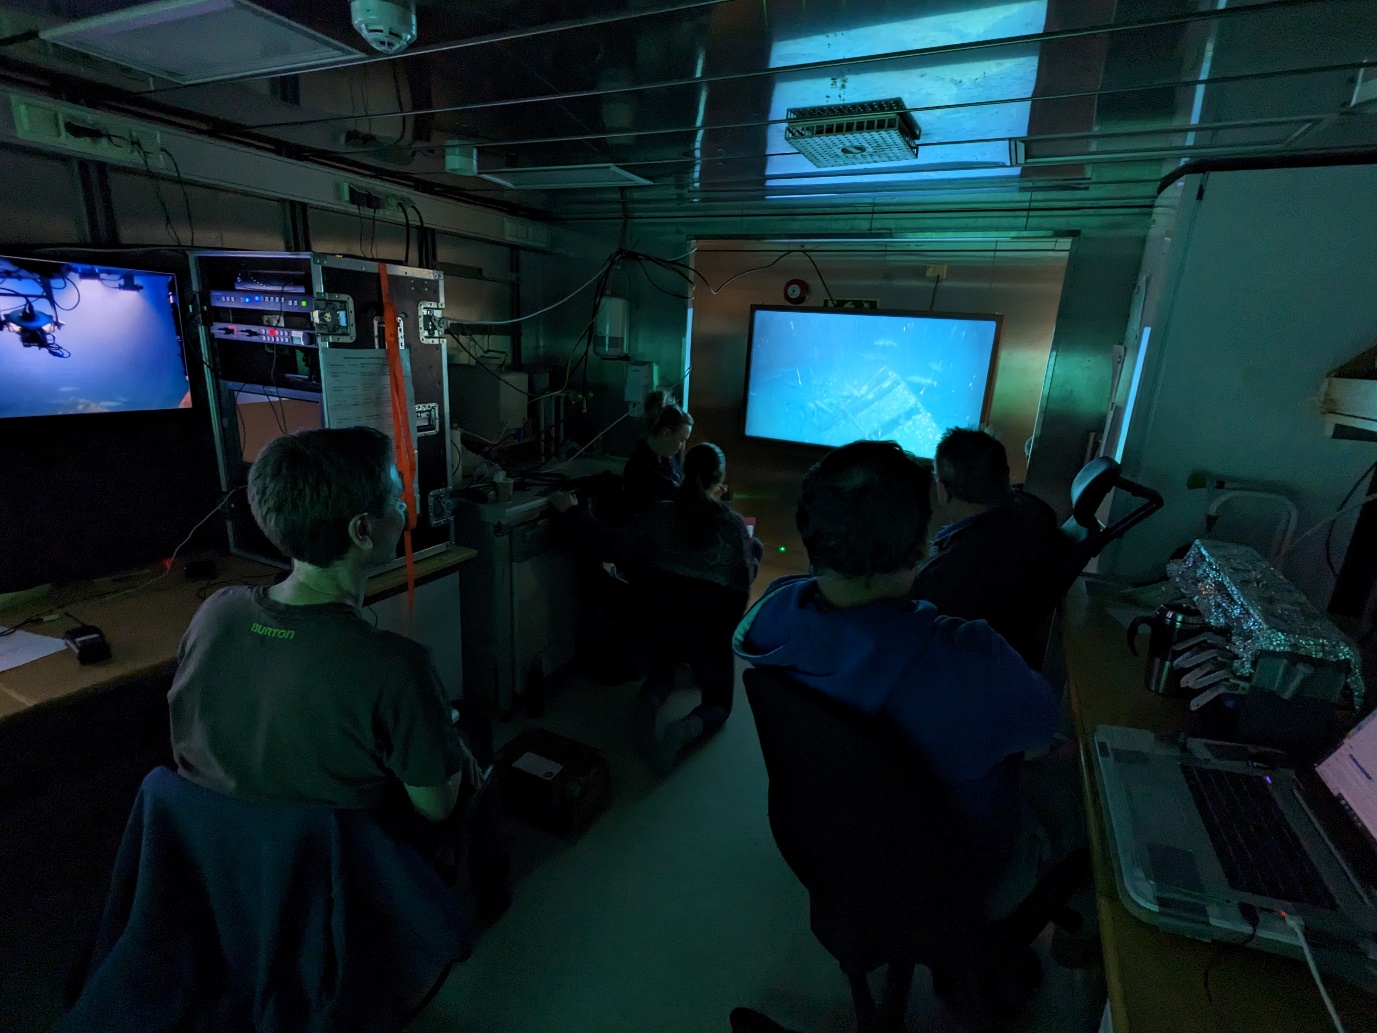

[619,389,694,518]
[911,428,1072,666]
[552,443,762,772]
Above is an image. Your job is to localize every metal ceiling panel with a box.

[39,0,362,84]
[0,0,1374,226]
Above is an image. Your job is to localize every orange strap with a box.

[379,263,417,613]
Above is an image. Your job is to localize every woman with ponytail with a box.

[620,390,694,518]
[550,442,762,771]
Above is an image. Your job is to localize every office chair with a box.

[739,669,1084,1033]
[64,767,473,1033]
[1054,456,1164,594]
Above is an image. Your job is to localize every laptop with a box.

[1094,714,1377,989]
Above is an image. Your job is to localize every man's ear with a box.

[348,513,373,550]
[934,480,953,506]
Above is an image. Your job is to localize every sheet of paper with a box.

[511,751,563,781]
[0,627,67,674]
[318,347,419,506]
[318,348,416,438]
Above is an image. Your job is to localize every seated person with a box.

[168,427,481,835]
[733,440,1082,915]
[552,442,763,772]
[912,428,1071,666]
[619,389,694,519]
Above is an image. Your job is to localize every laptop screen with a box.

[1317,710,1377,846]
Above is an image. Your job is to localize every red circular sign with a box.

[784,278,810,305]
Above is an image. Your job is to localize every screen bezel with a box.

[740,304,1003,455]
[0,253,192,420]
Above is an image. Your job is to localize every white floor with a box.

[411,664,1107,1033]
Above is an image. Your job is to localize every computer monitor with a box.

[743,305,1000,459]
[1317,710,1377,849]
[0,254,191,419]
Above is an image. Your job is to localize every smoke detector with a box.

[350,0,416,54]
[784,98,921,169]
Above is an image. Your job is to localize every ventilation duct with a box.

[784,98,921,169]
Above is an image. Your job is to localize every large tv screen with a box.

[743,306,999,458]
[0,254,191,419]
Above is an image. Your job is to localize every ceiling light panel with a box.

[40,0,361,85]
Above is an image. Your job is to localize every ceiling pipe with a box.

[251,0,1343,132]
[1158,146,1377,194]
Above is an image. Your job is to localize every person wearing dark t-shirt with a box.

[911,428,1072,666]
[619,390,693,518]
[168,427,480,823]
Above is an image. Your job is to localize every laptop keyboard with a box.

[1180,765,1337,910]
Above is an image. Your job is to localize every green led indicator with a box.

[778,546,786,553]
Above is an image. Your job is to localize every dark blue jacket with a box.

[734,576,1058,875]
[63,767,473,1033]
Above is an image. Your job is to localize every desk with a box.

[0,547,476,721]
[1063,583,1377,1033]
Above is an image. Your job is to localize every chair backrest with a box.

[1053,455,1165,596]
[65,768,470,1032]
[632,568,749,649]
[743,668,977,920]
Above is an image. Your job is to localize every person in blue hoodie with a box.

[733,440,1082,916]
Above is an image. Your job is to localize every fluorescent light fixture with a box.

[479,164,653,190]
[41,0,361,85]
[766,1,1048,196]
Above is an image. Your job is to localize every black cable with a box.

[133,141,182,247]
[797,250,836,303]
[401,202,412,266]
[368,207,378,259]
[390,61,409,147]
[356,204,367,260]
[703,250,792,294]
[264,345,289,435]
[635,257,693,301]
[62,610,87,627]
[52,274,80,313]
[160,147,196,248]
[1326,460,1377,577]
[407,202,427,265]
[0,615,44,637]
[929,274,943,311]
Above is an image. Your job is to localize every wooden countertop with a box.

[1062,582,1377,1033]
[0,546,475,721]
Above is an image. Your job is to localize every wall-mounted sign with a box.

[822,298,879,310]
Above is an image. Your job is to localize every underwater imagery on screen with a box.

[744,308,997,458]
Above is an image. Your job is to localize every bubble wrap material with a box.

[1173,539,1364,709]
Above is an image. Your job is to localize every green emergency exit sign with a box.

[821,298,878,310]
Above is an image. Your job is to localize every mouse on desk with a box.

[63,624,112,665]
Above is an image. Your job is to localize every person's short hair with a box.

[248,427,394,567]
[796,441,932,578]
[644,389,693,435]
[934,428,1011,505]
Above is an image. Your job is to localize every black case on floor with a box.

[494,728,611,837]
